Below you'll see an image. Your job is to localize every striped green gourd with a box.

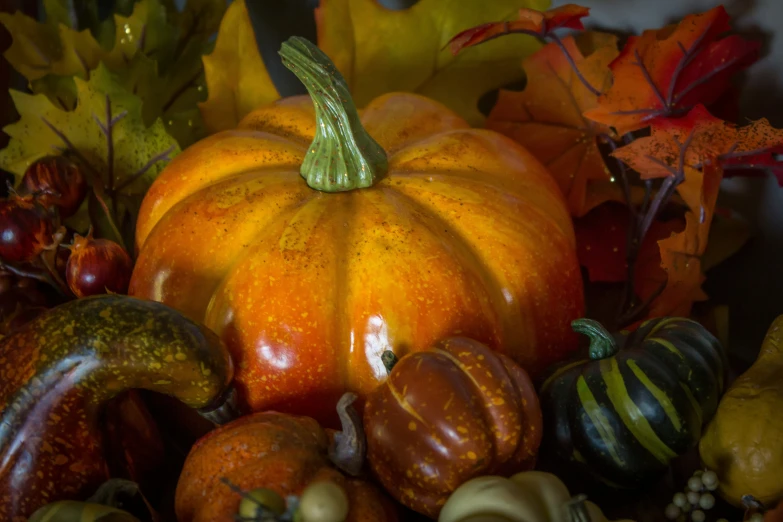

[539,317,727,488]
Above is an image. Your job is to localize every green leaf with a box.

[43,0,116,49]
[0,62,180,246]
[30,74,79,111]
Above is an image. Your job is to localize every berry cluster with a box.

[665,469,719,521]
[0,156,133,333]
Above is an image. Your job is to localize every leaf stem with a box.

[549,33,602,97]
[633,49,668,111]
[615,131,694,327]
[92,186,127,251]
[41,117,103,185]
[0,261,56,289]
[115,146,177,192]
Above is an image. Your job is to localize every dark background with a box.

[1,0,782,368]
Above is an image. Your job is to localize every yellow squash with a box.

[438,471,633,522]
[699,314,783,506]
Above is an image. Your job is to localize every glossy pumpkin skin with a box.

[0,295,233,521]
[539,317,727,488]
[364,337,542,518]
[175,409,398,522]
[699,314,783,507]
[129,93,583,427]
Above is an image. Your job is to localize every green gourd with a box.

[539,317,727,487]
[0,295,235,520]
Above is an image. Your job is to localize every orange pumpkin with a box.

[364,337,542,518]
[129,37,583,426]
[174,393,398,522]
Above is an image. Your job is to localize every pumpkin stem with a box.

[197,384,243,425]
[563,495,594,522]
[572,318,620,360]
[381,350,398,374]
[278,37,388,193]
[328,392,366,477]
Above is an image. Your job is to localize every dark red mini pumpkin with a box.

[363,336,543,518]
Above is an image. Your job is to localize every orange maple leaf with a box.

[486,33,620,217]
[448,4,590,55]
[612,104,783,183]
[583,6,759,135]
[636,162,723,318]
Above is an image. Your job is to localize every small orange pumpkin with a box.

[128,37,583,427]
[363,337,543,518]
[175,393,398,522]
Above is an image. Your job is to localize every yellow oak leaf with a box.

[0,9,106,81]
[0,63,179,194]
[2,0,224,149]
[318,0,549,126]
[485,32,619,217]
[199,0,550,132]
[0,0,170,82]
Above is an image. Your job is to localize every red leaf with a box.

[583,6,760,135]
[486,33,620,216]
[574,202,630,283]
[612,104,783,184]
[448,4,590,55]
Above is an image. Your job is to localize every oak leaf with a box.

[583,6,759,135]
[0,0,224,148]
[0,63,180,245]
[200,0,550,132]
[447,4,590,54]
[612,104,783,183]
[485,32,619,216]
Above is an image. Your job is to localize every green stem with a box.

[572,319,620,360]
[278,37,388,192]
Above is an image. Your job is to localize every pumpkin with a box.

[699,314,783,507]
[438,470,634,522]
[175,393,398,522]
[0,295,234,521]
[539,317,727,488]
[128,36,584,426]
[363,337,542,518]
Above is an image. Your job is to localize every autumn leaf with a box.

[485,32,619,216]
[0,62,178,188]
[637,163,723,318]
[574,202,630,283]
[201,0,550,132]
[583,6,760,135]
[0,63,180,245]
[447,3,590,54]
[0,0,164,82]
[1,0,224,148]
[612,104,783,183]
[632,217,686,305]
[199,0,279,135]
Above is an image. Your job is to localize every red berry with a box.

[66,230,133,298]
[23,155,87,218]
[0,195,54,263]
